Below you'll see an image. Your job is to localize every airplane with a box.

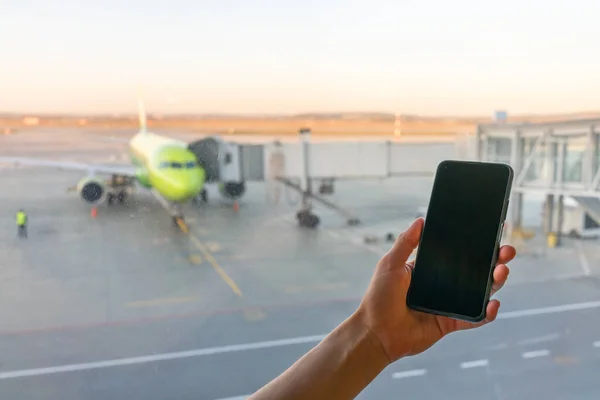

[0,102,208,227]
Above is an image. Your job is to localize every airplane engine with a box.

[77,177,106,204]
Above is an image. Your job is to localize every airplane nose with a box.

[167,183,196,201]
[165,173,204,201]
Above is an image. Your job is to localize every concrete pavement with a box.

[1,283,600,399]
[1,128,600,399]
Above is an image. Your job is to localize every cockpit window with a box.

[157,161,197,169]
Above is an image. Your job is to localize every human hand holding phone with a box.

[356,218,516,362]
[250,217,516,400]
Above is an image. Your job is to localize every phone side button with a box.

[498,222,505,242]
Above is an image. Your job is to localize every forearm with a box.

[249,311,390,400]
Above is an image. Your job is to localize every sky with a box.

[1,0,600,115]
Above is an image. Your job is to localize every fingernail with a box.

[408,218,423,231]
[404,218,423,238]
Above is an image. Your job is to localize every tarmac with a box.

[1,128,600,399]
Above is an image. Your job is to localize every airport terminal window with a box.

[585,213,600,229]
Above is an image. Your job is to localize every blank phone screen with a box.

[408,161,511,320]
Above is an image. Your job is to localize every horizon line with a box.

[2,110,600,120]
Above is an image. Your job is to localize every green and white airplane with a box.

[0,102,206,224]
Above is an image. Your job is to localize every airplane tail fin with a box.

[138,100,147,133]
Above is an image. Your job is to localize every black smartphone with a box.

[406,160,513,323]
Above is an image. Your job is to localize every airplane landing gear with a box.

[106,191,127,205]
[296,209,320,229]
[191,189,207,205]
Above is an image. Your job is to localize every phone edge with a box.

[406,161,514,324]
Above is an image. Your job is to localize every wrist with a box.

[348,309,392,369]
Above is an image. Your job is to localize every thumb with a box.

[388,218,424,267]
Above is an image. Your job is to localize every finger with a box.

[484,299,501,323]
[388,218,424,267]
[497,245,516,264]
[454,300,501,332]
[491,264,510,296]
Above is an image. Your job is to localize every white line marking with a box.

[575,241,592,276]
[517,333,560,346]
[392,369,427,379]
[522,349,550,359]
[593,341,600,348]
[3,300,600,380]
[460,359,489,369]
[497,300,600,319]
[0,335,326,380]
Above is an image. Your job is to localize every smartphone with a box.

[406,160,513,323]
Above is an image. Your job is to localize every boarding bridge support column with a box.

[556,195,565,246]
[544,194,555,232]
[551,139,566,247]
[507,129,523,241]
[295,128,320,228]
[475,126,483,161]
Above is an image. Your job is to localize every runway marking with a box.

[391,369,427,379]
[517,333,560,346]
[522,349,550,359]
[176,218,189,234]
[125,296,197,308]
[189,234,243,297]
[497,300,600,319]
[0,335,327,380]
[460,359,489,369]
[575,241,592,276]
[593,341,600,348]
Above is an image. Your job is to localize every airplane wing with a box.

[0,156,136,177]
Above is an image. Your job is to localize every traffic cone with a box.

[90,207,98,218]
[233,200,240,212]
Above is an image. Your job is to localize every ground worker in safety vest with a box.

[16,209,27,238]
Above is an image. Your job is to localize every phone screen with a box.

[407,161,512,321]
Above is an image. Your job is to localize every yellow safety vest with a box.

[16,212,26,226]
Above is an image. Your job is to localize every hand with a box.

[356,218,516,363]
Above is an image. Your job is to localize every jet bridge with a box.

[476,118,600,246]
[189,131,474,227]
